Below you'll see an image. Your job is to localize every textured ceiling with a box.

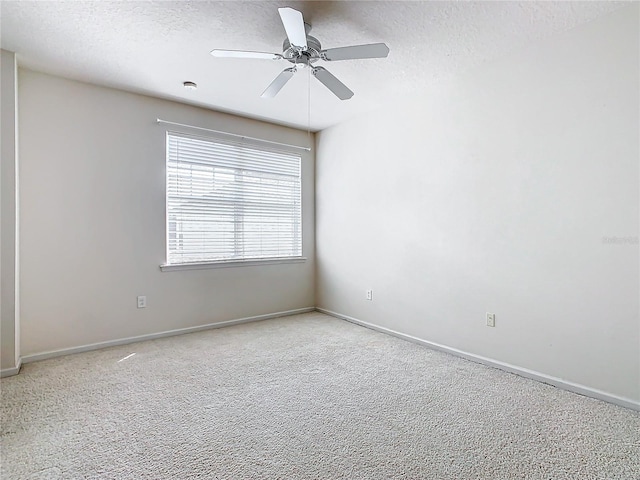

[0,1,627,131]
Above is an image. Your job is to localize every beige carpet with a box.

[1,312,639,479]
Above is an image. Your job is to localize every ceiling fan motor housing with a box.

[283,35,322,66]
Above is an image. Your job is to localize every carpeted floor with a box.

[1,312,638,479]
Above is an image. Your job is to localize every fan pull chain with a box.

[307,64,312,150]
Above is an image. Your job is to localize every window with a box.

[165,132,302,266]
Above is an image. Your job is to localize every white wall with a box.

[1,49,20,374]
[19,70,315,356]
[316,5,639,403]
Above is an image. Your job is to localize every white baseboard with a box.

[21,307,315,365]
[0,358,22,378]
[13,305,640,412]
[316,307,640,412]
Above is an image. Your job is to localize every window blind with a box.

[166,133,302,265]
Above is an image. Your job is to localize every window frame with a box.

[160,131,306,271]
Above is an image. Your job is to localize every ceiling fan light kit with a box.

[210,7,389,100]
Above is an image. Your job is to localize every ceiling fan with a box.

[211,7,389,100]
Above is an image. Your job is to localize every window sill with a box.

[160,257,307,272]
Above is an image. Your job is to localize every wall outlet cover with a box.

[486,312,495,327]
[137,296,147,309]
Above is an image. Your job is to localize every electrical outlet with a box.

[366,290,373,301]
[137,296,147,309]
[486,312,495,327]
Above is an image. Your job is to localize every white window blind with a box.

[166,133,302,265]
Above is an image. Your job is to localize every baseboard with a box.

[0,358,22,378]
[21,307,315,365]
[316,307,640,412]
[14,305,640,412]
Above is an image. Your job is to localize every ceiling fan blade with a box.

[278,7,308,50]
[210,49,282,60]
[261,68,296,98]
[312,67,354,100]
[322,43,390,61]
